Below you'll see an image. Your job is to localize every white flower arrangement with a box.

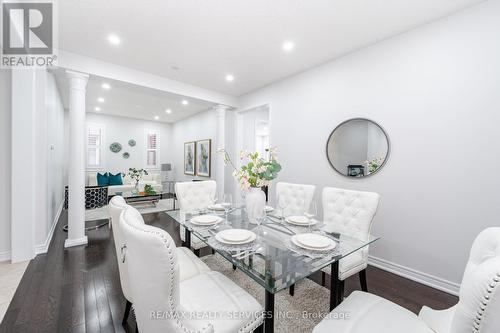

[217,147,281,190]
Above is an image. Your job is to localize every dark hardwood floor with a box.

[1,211,458,332]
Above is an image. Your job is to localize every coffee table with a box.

[113,191,165,206]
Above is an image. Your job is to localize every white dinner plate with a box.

[264,205,274,212]
[291,234,336,251]
[190,215,222,225]
[285,215,317,226]
[208,204,225,211]
[215,229,256,245]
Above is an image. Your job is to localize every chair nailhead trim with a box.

[473,272,500,333]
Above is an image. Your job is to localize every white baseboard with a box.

[0,250,11,262]
[369,255,460,296]
[35,201,64,255]
[64,236,88,248]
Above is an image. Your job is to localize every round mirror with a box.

[326,118,389,178]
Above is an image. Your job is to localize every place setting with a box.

[287,232,339,259]
[185,213,225,233]
[207,227,261,254]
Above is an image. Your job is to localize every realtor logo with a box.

[1,1,56,67]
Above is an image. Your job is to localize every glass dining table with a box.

[166,206,379,333]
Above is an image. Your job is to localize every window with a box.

[87,123,105,169]
[145,129,160,169]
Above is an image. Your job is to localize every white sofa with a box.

[87,172,163,196]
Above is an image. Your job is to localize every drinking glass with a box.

[255,207,267,231]
[277,196,289,222]
[221,193,233,222]
[304,201,318,231]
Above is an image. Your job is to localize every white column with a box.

[64,70,89,248]
[215,105,229,199]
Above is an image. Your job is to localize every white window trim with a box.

[86,123,105,170]
[144,129,160,170]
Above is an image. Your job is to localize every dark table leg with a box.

[329,261,340,311]
[184,228,191,249]
[264,290,275,333]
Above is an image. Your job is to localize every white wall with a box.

[171,109,219,182]
[0,70,12,260]
[85,113,173,176]
[238,0,500,293]
[8,69,66,262]
[42,73,66,249]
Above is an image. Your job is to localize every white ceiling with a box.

[55,72,216,123]
[58,0,484,96]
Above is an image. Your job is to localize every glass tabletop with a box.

[115,191,164,199]
[166,207,379,294]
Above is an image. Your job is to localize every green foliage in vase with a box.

[144,184,156,195]
[128,168,148,184]
[365,157,385,174]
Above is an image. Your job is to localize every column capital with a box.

[214,104,230,117]
[65,70,89,90]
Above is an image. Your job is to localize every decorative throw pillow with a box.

[108,173,123,186]
[97,172,109,186]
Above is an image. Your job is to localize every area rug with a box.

[85,198,174,221]
[201,254,330,333]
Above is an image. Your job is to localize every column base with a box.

[64,236,88,248]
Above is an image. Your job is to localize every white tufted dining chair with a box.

[275,182,316,216]
[108,196,211,327]
[313,227,500,333]
[320,187,380,299]
[119,206,264,333]
[175,180,217,255]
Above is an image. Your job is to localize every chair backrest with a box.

[108,196,144,302]
[322,187,380,242]
[451,227,500,333]
[275,182,316,216]
[175,180,217,212]
[120,207,212,332]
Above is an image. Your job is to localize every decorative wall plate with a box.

[110,142,122,153]
[123,152,130,159]
[128,139,136,147]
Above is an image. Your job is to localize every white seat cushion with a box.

[313,291,434,333]
[176,247,211,281]
[180,271,263,333]
[322,251,367,281]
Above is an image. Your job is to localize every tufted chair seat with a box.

[313,227,500,333]
[175,180,217,253]
[276,182,316,216]
[120,206,264,333]
[320,187,380,297]
[108,196,211,327]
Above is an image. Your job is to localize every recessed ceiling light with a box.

[225,74,235,82]
[282,41,295,52]
[94,107,101,112]
[108,34,121,46]
[154,116,159,120]
[182,100,189,105]
[101,83,111,90]
[165,109,172,114]
[97,97,105,103]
